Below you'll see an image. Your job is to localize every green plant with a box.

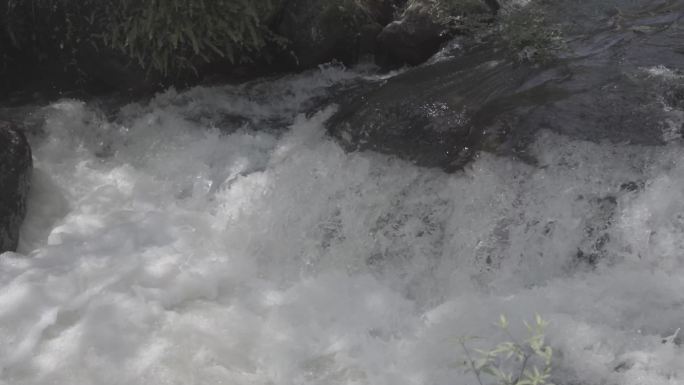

[100,0,281,76]
[459,314,554,385]
[2,0,283,77]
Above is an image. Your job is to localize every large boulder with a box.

[328,1,684,173]
[0,122,32,253]
[276,0,398,68]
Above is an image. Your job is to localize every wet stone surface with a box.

[328,0,684,171]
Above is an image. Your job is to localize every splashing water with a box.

[2,64,684,385]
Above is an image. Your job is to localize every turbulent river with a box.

[3,5,684,382]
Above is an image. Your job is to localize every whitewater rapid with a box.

[2,65,684,385]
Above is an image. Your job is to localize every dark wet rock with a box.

[575,195,618,267]
[375,0,493,67]
[376,4,450,66]
[620,181,643,193]
[483,0,500,13]
[485,2,684,152]
[277,0,395,68]
[665,85,684,110]
[328,1,684,172]
[361,0,407,25]
[328,43,538,172]
[0,122,32,253]
[489,71,672,153]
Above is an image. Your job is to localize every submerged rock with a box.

[0,122,32,253]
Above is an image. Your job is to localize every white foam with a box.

[3,67,684,385]
[646,65,684,81]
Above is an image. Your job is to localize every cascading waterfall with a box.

[2,61,684,385]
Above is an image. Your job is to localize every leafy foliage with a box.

[101,0,280,76]
[459,314,555,385]
[399,0,565,63]
[2,0,281,77]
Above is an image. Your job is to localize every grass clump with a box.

[459,314,555,385]
[101,0,280,76]
[2,0,281,78]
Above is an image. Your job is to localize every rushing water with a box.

[2,1,684,383]
[1,62,684,385]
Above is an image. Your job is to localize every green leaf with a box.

[184,27,200,54]
[499,314,509,329]
[206,41,225,57]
